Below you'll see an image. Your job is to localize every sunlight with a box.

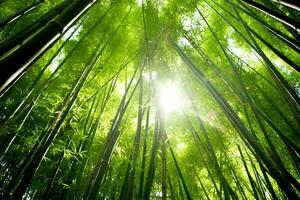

[227,38,257,65]
[116,82,125,96]
[63,25,82,41]
[158,83,183,113]
[49,52,65,73]
[143,70,157,81]
[177,142,186,151]
[137,0,143,6]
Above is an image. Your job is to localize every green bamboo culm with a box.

[0,0,98,96]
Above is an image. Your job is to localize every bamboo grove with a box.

[0,0,299,199]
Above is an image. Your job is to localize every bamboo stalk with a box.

[0,0,100,95]
[228,1,300,50]
[1,24,109,199]
[123,67,144,200]
[0,0,45,29]
[171,38,300,199]
[206,0,300,72]
[159,114,168,200]
[0,20,84,156]
[241,0,300,31]
[238,145,262,199]
[0,0,73,55]
[271,0,300,11]
[143,112,159,200]
[84,65,141,200]
[138,102,151,199]
[228,0,300,125]
[169,145,192,200]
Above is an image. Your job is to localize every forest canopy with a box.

[0,0,300,199]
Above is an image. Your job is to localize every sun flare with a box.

[158,84,183,113]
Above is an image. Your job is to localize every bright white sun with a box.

[158,84,183,113]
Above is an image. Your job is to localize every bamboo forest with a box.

[0,0,300,199]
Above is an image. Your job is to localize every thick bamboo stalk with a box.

[271,0,300,11]
[0,0,45,29]
[1,29,106,199]
[0,5,112,149]
[0,0,72,55]
[229,1,300,50]
[0,0,98,96]
[241,0,300,31]
[0,20,83,155]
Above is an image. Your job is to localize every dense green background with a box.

[0,0,299,199]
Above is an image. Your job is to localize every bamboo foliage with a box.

[0,0,300,199]
[171,39,300,198]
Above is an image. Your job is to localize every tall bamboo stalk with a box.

[195,3,299,193]
[138,101,151,199]
[171,38,300,199]
[0,0,99,95]
[0,25,108,199]
[0,0,45,29]
[123,67,144,200]
[83,63,141,199]
[271,0,300,11]
[0,0,73,55]
[143,112,159,200]
[241,0,300,31]
[159,114,168,200]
